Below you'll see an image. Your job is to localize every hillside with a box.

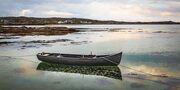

[0,17,179,25]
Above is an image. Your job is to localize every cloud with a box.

[0,0,179,21]
[46,10,74,17]
[19,9,32,16]
[160,12,172,16]
[77,1,153,21]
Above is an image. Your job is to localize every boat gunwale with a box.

[37,53,118,59]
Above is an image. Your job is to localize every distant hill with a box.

[0,16,179,25]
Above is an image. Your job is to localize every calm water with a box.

[0,25,180,90]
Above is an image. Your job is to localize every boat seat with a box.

[42,53,49,56]
[57,55,62,57]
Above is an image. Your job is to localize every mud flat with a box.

[0,39,72,46]
[0,26,79,35]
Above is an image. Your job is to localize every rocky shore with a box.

[0,26,79,35]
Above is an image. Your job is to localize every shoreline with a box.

[1,23,180,26]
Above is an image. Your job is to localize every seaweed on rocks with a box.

[37,62,122,80]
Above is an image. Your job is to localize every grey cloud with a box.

[0,0,179,21]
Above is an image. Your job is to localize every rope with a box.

[101,57,119,65]
[101,56,155,76]
[119,64,154,76]
[0,54,35,57]
[13,58,40,64]
[101,55,162,76]
[0,54,39,64]
[101,56,180,80]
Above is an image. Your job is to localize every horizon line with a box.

[0,16,180,23]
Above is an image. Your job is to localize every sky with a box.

[0,0,180,21]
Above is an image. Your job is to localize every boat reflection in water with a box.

[37,62,122,80]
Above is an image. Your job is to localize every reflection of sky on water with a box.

[0,57,173,90]
[122,52,180,77]
[0,25,180,90]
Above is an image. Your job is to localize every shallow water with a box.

[0,25,180,90]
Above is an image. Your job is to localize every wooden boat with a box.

[37,62,122,80]
[37,52,122,66]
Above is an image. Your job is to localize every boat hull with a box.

[37,52,122,66]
